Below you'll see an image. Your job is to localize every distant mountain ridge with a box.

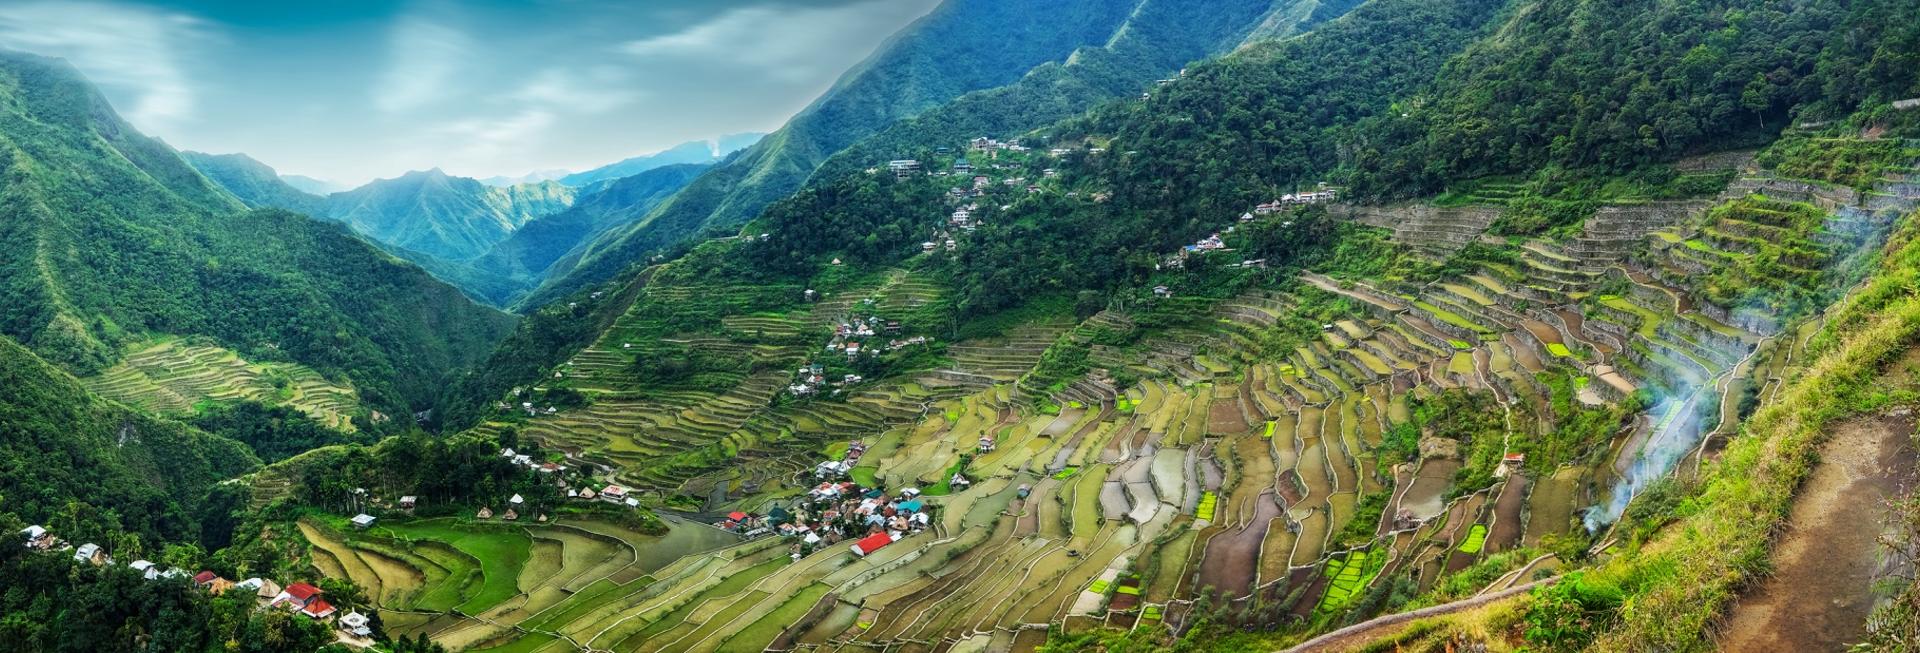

[323,168,577,262]
[557,133,763,188]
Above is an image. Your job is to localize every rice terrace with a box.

[3,1,1920,652]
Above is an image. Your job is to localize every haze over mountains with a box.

[181,134,764,304]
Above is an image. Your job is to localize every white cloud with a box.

[622,0,934,82]
[513,66,640,113]
[0,1,204,129]
[375,15,471,113]
[436,108,556,160]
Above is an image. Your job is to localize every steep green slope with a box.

[323,168,576,261]
[522,0,1152,309]
[0,335,257,543]
[438,163,712,306]
[814,0,1356,179]
[750,0,1512,316]
[179,150,326,214]
[0,49,515,414]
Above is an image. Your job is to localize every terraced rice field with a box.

[361,161,1910,650]
[85,339,360,429]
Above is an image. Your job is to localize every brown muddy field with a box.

[1195,491,1285,597]
[1719,413,1917,651]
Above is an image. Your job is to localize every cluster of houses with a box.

[968,136,1026,154]
[1251,188,1339,214]
[725,440,944,560]
[788,362,864,398]
[19,526,374,643]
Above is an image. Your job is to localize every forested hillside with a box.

[0,49,515,416]
[322,169,576,262]
[1343,0,1920,199]
[180,150,327,214]
[522,0,1166,309]
[812,0,1359,180]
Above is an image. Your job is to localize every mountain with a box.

[556,134,763,188]
[0,49,515,415]
[179,150,326,214]
[279,173,343,194]
[814,0,1363,180]
[480,168,570,187]
[519,0,1165,309]
[322,169,577,262]
[445,162,712,306]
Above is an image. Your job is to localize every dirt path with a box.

[1718,412,1917,651]
[1281,577,1559,653]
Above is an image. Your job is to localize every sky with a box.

[0,0,939,186]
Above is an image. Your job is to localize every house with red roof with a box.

[272,582,324,610]
[300,598,337,619]
[850,531,895,557]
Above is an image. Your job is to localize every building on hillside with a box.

[850,531,895,557]
[339,611,372,637]
[398,496,417,512]
[73,542,106,565]
[350,514,376,530]
[887,160,922,177]
[249,579,283,604]
[129,559,159,580]
[476,506,494,519]
[503,508,519,521]
[300,598,336,619]
[272,582,332,617]
[600,485,629,503]
[193,571,228,592]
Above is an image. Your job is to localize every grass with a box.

[1053,466,1081,480]
[376,519,533,614]
[1262,420,1277,439]
[716,581,831,652]
[1545,343,1572,357]
[1315,550,1382,614]
[1456,524,1488,554]
[1195,492,1219,521]
[849,465,879,487]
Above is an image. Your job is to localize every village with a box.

[18,524,378,646]
[707,438,951,561]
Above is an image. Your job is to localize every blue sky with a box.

[0,0,938,185]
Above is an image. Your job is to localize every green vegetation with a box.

[0,50,514,417]
[527,0,1170,308]
[1588,212,1920,650]
[0,335,256,545]
[191,401,371,463]
[1456,524,1489,554]
[0,516,342,653]
[1756,135,1919,190]
[1347,0,1898,199]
